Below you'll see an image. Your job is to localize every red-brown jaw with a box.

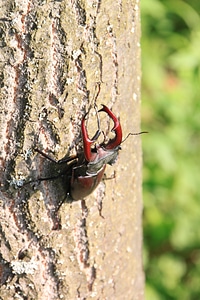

[81,116,97,162]
[98,104,122,150]
[81,105,122,163]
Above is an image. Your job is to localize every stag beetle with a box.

[70,104,122,200]
[34,105,122,201]
[34,104,146,201]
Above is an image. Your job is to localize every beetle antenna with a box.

[86,82,101,117]
[91,104,101,141]
[121,131,148,144]
[93,82,101,105]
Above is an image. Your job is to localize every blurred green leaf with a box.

[142,0,200,299]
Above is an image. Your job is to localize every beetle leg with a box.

[81,106,101,162]
[98,104,122,149]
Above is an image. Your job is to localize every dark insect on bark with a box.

[27,104,147,202]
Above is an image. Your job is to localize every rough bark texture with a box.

[0,0,144,299]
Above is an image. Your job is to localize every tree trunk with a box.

[0,0,144,299]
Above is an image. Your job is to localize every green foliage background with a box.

[141,0,200,299]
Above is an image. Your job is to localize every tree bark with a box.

[0,0,144,299]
